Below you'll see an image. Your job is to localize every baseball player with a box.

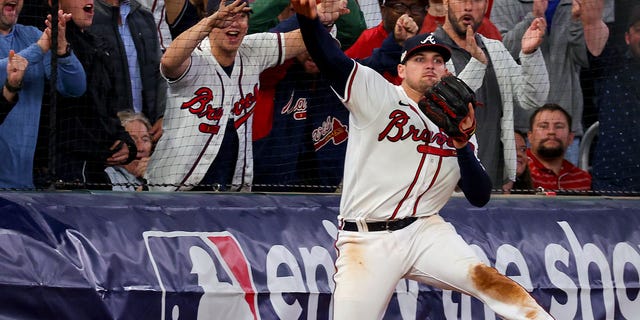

[146,0,348,191]
[291,0,554,319]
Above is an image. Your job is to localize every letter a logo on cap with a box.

[421,34,436,44]
[401,33,451,63]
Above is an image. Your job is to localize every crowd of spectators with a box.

[0,0,637,195]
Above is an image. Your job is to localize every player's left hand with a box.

[419,75,478,148]
[393,14,418,46]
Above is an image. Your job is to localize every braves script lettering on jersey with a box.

[146,33,285,191]
[338,64,471,221]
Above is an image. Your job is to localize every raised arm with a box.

[161,0,250,79]
[573,0,609,56]
[292,0,354,96]
[272,0,349,59]
[491,0,546,60]
[44,10,86,97]
[282,30,306,60]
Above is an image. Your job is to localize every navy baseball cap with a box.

[207,0,252,16]
[400,33,451,64]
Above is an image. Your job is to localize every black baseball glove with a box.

[419,75,477,141]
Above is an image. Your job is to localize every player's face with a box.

[515,132,528,176]
[445,0,486,37]
[528,111,574,161]
[381,0,427,32]
[398,50,447,93]
[0,0,23,34]
[211,12,249,53]
[59,0,94,29]
[626,22,640,59]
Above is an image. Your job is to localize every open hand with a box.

[464,25,487,64]
[207,0,251,30]
[521,17,546,54]
[44,10,73,55]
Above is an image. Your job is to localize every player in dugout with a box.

[290,0,554,319]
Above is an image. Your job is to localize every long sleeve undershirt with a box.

[297,14,492,207]
[457,144,492,207]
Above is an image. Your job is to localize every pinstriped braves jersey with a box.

[146,33,286,191]
[338,63,479,221]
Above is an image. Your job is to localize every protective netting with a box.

[1,0,637,196]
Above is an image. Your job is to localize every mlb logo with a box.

[144,231,260,320]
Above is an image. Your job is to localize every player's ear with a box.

[397,63,406,79]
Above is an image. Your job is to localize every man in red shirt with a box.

[527,103,592,191]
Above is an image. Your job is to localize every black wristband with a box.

[4,78,22,93]
[57,43,72,58]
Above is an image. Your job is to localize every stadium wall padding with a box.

[0,192,638,319]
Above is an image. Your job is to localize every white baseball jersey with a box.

[337,63,479,221]
[139,0,172,51]
[146,33,286,191]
